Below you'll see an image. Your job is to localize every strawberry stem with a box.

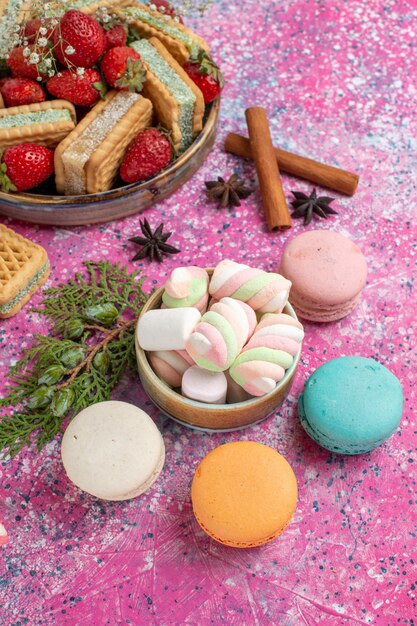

[115,57,147,93]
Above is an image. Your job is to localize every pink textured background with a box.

[1,0,416,624]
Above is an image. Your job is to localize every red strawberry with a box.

[23,18,56,43]
[100,46,146,92]
[183,52,224,104]
[151,0,183,22]
[120,127,172,183]
[1,77,46,107]
[7,45,49,80]
[46,69,104,106]
[105,24,127,49]
[0,144,54,192]
[53,10,106,69]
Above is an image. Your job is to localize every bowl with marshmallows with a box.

[135,260,304,431]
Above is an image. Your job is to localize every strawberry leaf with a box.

[114,57,146,93]
[93,80,108,99]
[189,49,225,88]
[0,161,17,193]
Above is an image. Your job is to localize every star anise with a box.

[290,189,338,225]
[205,174,253,209]
[129,219,180,263]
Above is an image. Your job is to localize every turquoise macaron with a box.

[298,356,403,454]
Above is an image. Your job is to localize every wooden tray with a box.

[0,98,220,226]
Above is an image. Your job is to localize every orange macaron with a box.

[191,441,298,548]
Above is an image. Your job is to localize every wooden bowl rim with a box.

[136,272,302,412]
[0,97,220,209]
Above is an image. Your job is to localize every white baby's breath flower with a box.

[149,3,157,10]
[45,58,52,67]
[39,27,48,36]
[51,19,58,26]
[38,37,48,46]
[76,67,85,76]
[37,76,42,81]
[48,69,55,77]
[29,52,40,64]
[23,46,31,57]
[65,45,75,55]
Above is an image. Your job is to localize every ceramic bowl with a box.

[135,270,303,432]
[0,99,220,227]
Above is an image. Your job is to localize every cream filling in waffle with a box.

[0,260,49,314]
[131,39,196,151]
[125,6,200,56]
[0,109,72,128]
[65,0,102,8]
[60,91,140,195]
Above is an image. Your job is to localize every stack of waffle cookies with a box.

[0,224,50,318]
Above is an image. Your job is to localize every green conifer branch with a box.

[0,261,151,458]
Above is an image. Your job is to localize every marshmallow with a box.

[225,371,254,404]
[209,259,292,314]
[137,307,201,351]
[186,297,256,372]
[148,350,194,388]
[229,313,304,397]
[182,366,227,404]
[255,313,305,341]
[162,266,210,313]
[210,297,257,349]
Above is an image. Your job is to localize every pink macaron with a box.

[278,230,368,322]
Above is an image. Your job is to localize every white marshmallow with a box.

[182,366,227,404]
[137,307,201,351]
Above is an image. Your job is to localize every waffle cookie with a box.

[54,90,152,195]
[29,0,131,18]
[0,100,76,148]
[130,37,204,153]
[0,224,50,318]
[122,4,209,65]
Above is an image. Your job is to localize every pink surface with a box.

[1,0,416,624]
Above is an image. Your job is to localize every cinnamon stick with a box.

[245,107,291,231]
[225,132,359,196]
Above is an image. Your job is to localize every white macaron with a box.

[61,401,165,500]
